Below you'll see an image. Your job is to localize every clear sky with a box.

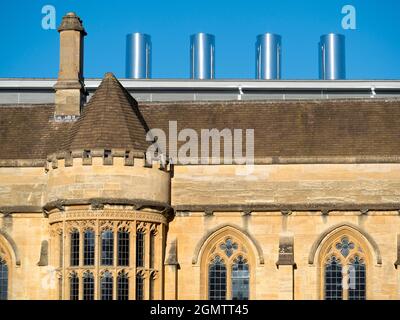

[0,0,399,79]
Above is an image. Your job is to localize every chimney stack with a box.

[54,12,87,118]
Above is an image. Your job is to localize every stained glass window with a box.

[208,255,227,300]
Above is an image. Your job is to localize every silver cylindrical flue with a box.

[319,33,346,80]
[190,33,215,79]
[256,33,281,80]
[126,33,151,79]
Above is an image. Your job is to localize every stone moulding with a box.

[308,222,382,265]
[191,223,265,265]
[48,209,168,225]
[43,198,174,221]
[174,203,400,215]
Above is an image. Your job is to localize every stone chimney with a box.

[54,12,87,118]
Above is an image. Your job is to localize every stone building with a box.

[1,12,400,300]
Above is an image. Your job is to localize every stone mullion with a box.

[62,219,67,300]
[226,259,232,300]
[156,224,164,300]
[94,219,100,300]
[113,223,118,269]
[113,271,117,300]
[79,271,84,300]
[130,221,137,300]
[79,229,84,268]
[145,225,151,300]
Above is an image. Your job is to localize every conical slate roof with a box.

[63,73,150,152]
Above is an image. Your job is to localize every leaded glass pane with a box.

[335,237,355,258]
[83,229,95,266]
[0,258,8,301]
[101,271,113,300]
[325,256,343,300]
[69,273,79,300]
[136,275,144,300]
[348,256,366,300]
[117,272,129,300]
[101,230,114,266]
[220,238,238,258]
[208,255,226,300]
[231,256,249,300]
[118,230,130,267]
[83,272,94,300]
[70,230,79,267]
[136,231,145,268]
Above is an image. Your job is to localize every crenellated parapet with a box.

[44,148,171,212]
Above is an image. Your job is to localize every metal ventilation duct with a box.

[319,33,346,80]
[256,33,282,80]
[190,33,215,79]
[126,33,151,79]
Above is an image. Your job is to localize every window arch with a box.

[117,271,129,300]
[101,229,114,266]
[320,233,369,300]
[100,271,113,300]
[83,229,95,266]
[69,272,79,300]
[83,271,94,300]
[200,230,255,300]
[0,257,8,300]
[117,229,130,267]
[70,229,80,267]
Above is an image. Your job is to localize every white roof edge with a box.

[0,78,400,90]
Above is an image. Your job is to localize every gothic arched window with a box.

[70,229,80,267]
[101,271,113,300]
[83,271,94,300]
[83,229,95,266]
[0,257,8,300]
[69,272,79,300]
[208,255,227,300]
[204,235,253,300]
[322,235,368,300]
[101,230,114,266]
[136,230,145,268]
[231,256,250,300]
[117,271,129,300]
[118,230,130,267]
[136,274,144,300]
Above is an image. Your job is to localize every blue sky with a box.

[0,0,399,79]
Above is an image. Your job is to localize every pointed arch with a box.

[308,222,381,265]
[0,229,20,266]
[192,224,264,265]
[197,224,259,300]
